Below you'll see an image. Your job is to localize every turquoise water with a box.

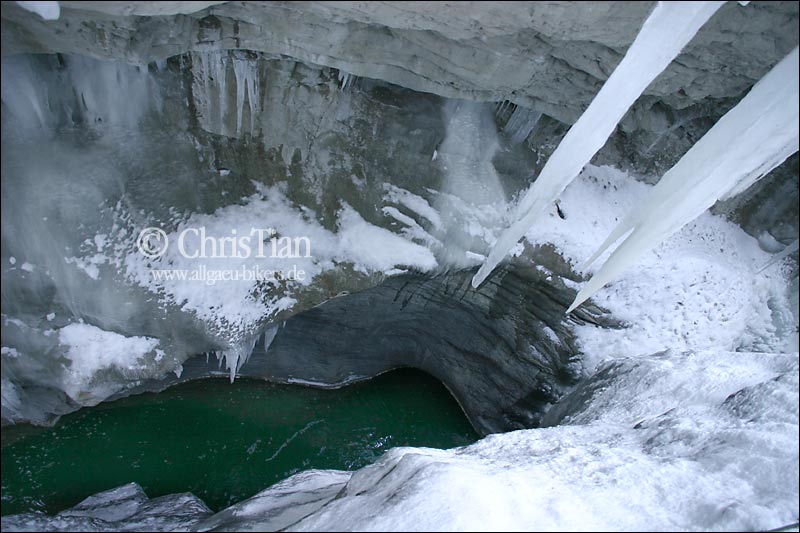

[1,369,477,516]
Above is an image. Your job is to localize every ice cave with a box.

[1,1,798,531]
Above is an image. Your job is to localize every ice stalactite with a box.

[263,325,279,352]
[232,55,261,137]
[503,105,541,146]
[568,47,799,313]
[471,1,724,288]
[338,70,355,91]
[0,56,50,135]
[193,51,261,138]
[217,335,259,383]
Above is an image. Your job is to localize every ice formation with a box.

[433,100,510,267]
[232,55,261,137]
[472,1,724,288]
[0,54,153,137]
[14,1,59,20]
[500,103,542,146]
[568,46,800,313]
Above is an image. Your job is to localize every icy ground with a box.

[524,164,798,370]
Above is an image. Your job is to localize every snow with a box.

[14,1,60,20]
[337,204,438,273]
[57,323,161,402]
[278,350,798,532]
[473,1,724,288]
[522,164,796,370]
[1,347,21,358]
[383,184,443,230]
[114,183,436,358]
[570,46,799,313]
[382,206,441,247]
[0,483,211,532]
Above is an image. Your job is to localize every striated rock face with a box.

[1,1,797,215]
[2,2,797,125]
[114,261,609,436]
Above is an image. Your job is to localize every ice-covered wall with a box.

[2,1,797,229]
[1,2,797,141]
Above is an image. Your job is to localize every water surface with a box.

[1,369,477,515]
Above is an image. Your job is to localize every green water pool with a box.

[1,369,477,516]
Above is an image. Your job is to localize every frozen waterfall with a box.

[567,46,799,312]
[471,1,724,288]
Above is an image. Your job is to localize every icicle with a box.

[758,239,799,274]
[217,335,258,383]
[231,55,261,137]
[216,53,227,134]
[246,60,260,136]
[338,70,354,90]
[233,57,247,137]
[568,47,799,313]
[263,325,279,352]
[0,55,50,134]
[504,105,542,145]
[472,1,724,288]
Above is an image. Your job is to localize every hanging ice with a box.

[217,335,259,382]
[503,105,542,145]
[338,70,355,90]
[471,1,724,288]
[568,47,799,313]
[232,55,261,137]
[192,51,262,137]
[1,54,153,136]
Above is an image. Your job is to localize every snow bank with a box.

[58,323,162,402]
[525,165,796,370]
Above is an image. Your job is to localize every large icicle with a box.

[232,56,260,137]
[471,1,724,288]
[568,47,799,313]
